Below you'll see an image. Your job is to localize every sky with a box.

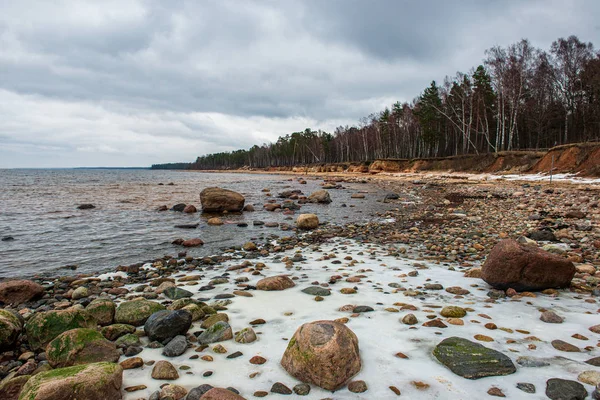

[1,0,599,168]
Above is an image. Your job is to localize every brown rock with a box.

[200,388,247,399]
[151,360,179,380]
[200,187,245,213]
[183,205,197,213]
[551,339,580,352]
[249,356,266,365]
[257,275,295,291]
[296,214,319,230]
[120,357,143,369]
[348,380,368,393]
[207,217,224,226]
[0,280,44,305]
[481,239,575,291]
[182,238,204,247]
[540,311,564,324]
[280,320,361,391]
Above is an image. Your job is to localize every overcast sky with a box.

[1,0,599,168]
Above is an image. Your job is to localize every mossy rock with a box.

[200,306,216,315]
[200,313,229,329]
[182,304,204,321]
[163,286,193,300]
[197,321,233,345]
[114,300,165,326]
[440,306,467,318]
[168,298,205,311]
[46,328,119,369]
[85,299,116,326]
[25,310,97,351]
[18,362,123,400]
[100,324,135,341]
[0,309,23,349]
[114,333,140,349]
[0,374,30,400]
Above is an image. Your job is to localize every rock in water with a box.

[46,328,120,368]
[200,187,245,213]
[545,378,587,400]
[197,321,233,345]
[114,299,166,326]
[432,337,516,379]
[200,388,246,400]
[308,190,332,204]
[162,335,188,357]
[257,275,296,291]
[481,239,575,291]
[280,320,361,391]
[296,214,319,230]
[144,310,192,342]
[19,362,123,400]
[0,309,22,349]
[0,279,44,305]
[301,286,331,296]
[25,310,97,350]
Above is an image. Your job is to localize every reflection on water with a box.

[0,169,388,278]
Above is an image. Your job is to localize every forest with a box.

[152,36,600,170]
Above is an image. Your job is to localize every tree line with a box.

[152,35,600,170]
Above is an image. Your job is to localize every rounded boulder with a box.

[144,310,192,342]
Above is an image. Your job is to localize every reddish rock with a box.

[200,388,246,399]
[481,239,575,291]
[257,275,295,291]
[280,320,361,391]
[200,187,245,213]
[0,280,44,305]
[263,204,281,212]
[183,205,197,213]
[182,239,204,247]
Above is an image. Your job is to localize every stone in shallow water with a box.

[545,378,587,400]
[586,357,600,367]
[293,383,310,396]
[301,286,331,296]
[271,382,292,394]
[162,335,187,357]
[432,337,516,379]
[353,306,374,313]
[516,382,536,393]
[516,356,551,368]
[197,321,233,345]
[163,286,193,300]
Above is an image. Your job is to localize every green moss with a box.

[46,328,104,365]
[25,310,96,350]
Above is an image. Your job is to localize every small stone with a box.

[440,306,466,318]
[551,339,580,352]
[249,356,266,365]
[578,370,600,386]
[293,383,311,396]
[402,314,418,325]
[540,311,564,324]
[270,382,292,395]
[151,360,179,380]
[546,378,587,400]
[389,386,401,396]
[487,387,505,397]
[516,383,536,393]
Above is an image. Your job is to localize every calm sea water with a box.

[0,169,389,278]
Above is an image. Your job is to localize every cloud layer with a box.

[1,0,598,167]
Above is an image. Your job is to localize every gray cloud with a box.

[0,0,598,167]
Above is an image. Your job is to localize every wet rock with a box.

[115,299,166,327]
[352,306,374,313]
[540,311,564,324]
[516,382,536,393]
[183,205,197,213]
[402,314,418,325]
[348,380,368,393]
[71,286,88,300]
[161,384,188,399]
[172,203,187,212]
[551,339,580,352]
[163,335,188,357]
[293,383,310,396]
[145,310,192,342]
[529,229,557,242]
[440,306,466,318]
[46,328,120,368]
[516,356,551,368]
[545,378,587,400]
[308,190,332,204]
[152,360,179,380]
[86,299,116,326]
[301,287,331,296]
[257,275,295,291]
[185,384,214,400]
[77,204,95,210]
[234,328,257,344]
[432,337,516,379]
[270,382,292,395]
[26,309,97,350]
[201,314,229,329]
[200,187,245,213]
[207,218,224,226]
[579,371,600,386]
[0,374,30,400]
[0,309,22,349]
[296,214,319,230]
[197,321,233,345]
[183,238,204,247]
[200,388,246,399]
[19,362,123,400]
[101,324,136,341]
[281,320,361,391]
[164,287,193,300]
[481,239,575,291]
[0,279,45,305]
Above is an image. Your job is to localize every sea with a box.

[0,169,390,278]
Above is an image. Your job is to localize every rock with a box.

[115,299,166,326]
[197,321,233,345]
[183,205,197,213]
[296,214,319,230]
[545,378,587,400]
[207,218,224,226]
[0,280,45,305]
[348,380,368,393]
[200,187,245,213]
[516,383,536,393]
[352,306,374,313]
[19,362,123,400]
[161,384,188,400]
[540,311,564,324]
[101,324,136,341]
[481,239,576,291]
[292,383,310,396]
[257,275,295,291]
[551,339,580,352]
[308,190,332,204]
[144,310,193,342]
[0,375,29,400]
[301,287,331,296]
[0,309,22,349]
[164,287,193,300]
[579,370,600,386]
[281,320,361,391]
[85,299,116,326]
[182,238,204,247]
[163,335,188,357]
[270,382,292,395]
[172,203,187,212]
[46,328,120,368]
[120,357,143,370]
[565,210,586,219]
[586,357,600,367]
[243,204,255,212]
[115,333,140,349]
[463,268,482,278]
[402,314,418,325]
[186,384,214,400]
[201,314,229,329]
[77,204,95,210]
[71,287,88,300]
[516,356,551,368]
[152,360,179,380]
[529,229,557,242]
[26,309,97,350]
[432,337,516,379]
[199,388,246,399]
[234,328,257,344]
[440,306,466,318]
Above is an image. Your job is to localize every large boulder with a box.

[46,328,120,368]
[200,187,245,213]
[114,299,165,326]
[308,190,332,204]
[0,375,29,400]
[0,309,23,349]
[256,275,295,291]
[85,299,115,326]
[296,214,319,230]
[481,239,576,291]
[433,337,516,379]
[281,320,361,391]
[25,310,97,351]
[144,310,192,342]
[18,362,123,400]
[0,280,44,305]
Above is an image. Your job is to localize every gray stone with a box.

[293,383,311,396]
[516,356,551,368]
[197,321,233,345]
[516,383,536,394]
[163,335,188,357]
[271,382,292,395]
[144,310,192,342]
[301,287,331,296]
[545,378,587,400]
[164,286,193,300]
[185,385,214,400]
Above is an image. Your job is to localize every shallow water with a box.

[0,169,390,278]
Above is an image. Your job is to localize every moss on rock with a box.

[114,300,165,326]
[25,310,97,351]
